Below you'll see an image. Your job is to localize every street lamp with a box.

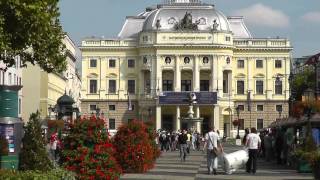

[304,88,314,137]
[235,106,240,139]
[96,107,101,117]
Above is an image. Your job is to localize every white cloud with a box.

[301,12,320,23]
[232,3,290,28]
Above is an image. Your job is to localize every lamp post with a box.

[96,107,101,117]
[304,88,314,137]
[235,106,240,139]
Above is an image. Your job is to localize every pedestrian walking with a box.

[203,127,223,175]
[243,128,249,145]
[186,131,192,153]
[178,129,188,162]
[264,131,272,162]
[245,127,261,174]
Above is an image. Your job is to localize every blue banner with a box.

[159,92,217,105]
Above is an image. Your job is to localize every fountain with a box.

[180,92,203,131]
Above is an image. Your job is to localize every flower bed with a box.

[61,116,122,180]
[113,120,160,173]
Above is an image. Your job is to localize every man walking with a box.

[178,129,188,162]
[203,127,223,175]
[246,127,261,174]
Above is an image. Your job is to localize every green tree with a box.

[19,112,52,171]
[292,69,315,100]
[0,0,66,73]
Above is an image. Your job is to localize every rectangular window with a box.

[19,77,21,85]
[257,105,264,111]
[239,119,244,130]
[256,80,264,94]
[275,60,282,68]
[109,119,116,130]
[237,60,244,68]
[145,79,151,93]
[276,105,283,112]
[2,71,5,84]
[200,80,209,91]
[109,59,116,68]
[237,80,244,94]
[181,80,192,91]
[8,73,12,85]
[163,80,173,91]
[89,104,97,111]
[89,80,97,94]
[90,59,97,68]
[109,105,116,111]
[128,80,135,94]
[256,60,263,68]
[275,80,283,95]
[108,80,116,94]
[257,119,264,130]
[238,105,245,111]
[226,36,231,41]
[128,59,135,68]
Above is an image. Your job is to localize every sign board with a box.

[0,124,15,152]
[159,92,217,105]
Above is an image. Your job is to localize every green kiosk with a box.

[0,85,23,170]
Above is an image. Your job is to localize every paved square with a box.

[121,144,313,180]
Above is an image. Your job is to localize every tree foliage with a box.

[292,69,315,100]
[19,112,53,171]
[0,0,66,73]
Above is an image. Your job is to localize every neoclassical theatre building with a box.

[80,0,292,136]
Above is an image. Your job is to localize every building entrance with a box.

[162,115,174,131]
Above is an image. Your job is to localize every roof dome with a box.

[57,92,75,105]
[142,3,231,32]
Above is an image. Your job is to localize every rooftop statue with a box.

[174,12,199,31]
[212,19,219,31]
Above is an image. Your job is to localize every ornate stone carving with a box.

[174,12,199,31]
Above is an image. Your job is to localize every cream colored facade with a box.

[22,35,81,121]
[80,1,292,136]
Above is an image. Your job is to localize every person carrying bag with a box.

[203,127,223,175]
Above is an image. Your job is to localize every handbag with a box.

[208,135,220,155]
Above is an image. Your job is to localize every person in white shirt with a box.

[203,127,223,175]
[245,127,261,174]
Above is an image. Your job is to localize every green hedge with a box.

[0,168,75,180]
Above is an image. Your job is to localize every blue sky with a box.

[59,0,320,58]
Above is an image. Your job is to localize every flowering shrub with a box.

[113,120,160,173]
[61,116,122,180]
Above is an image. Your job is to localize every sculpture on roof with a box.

[174,12,198,31]
[156,19,162,29]
[212,19,219,31]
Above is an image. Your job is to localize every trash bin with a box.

[223,149,249,174]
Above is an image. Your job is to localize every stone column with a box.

[196,106,201,133]
[213,105,220,131]
[156,106,162,130]
[156,56,162,94]
[193,56,200,92]
[247,57,253,93]
[176,106,181,131]
[151,56,156,96]
[174,56,181,92]
[217,56,223,97]
[211,56,217,92]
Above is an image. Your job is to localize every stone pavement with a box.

[120,144,313,180]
